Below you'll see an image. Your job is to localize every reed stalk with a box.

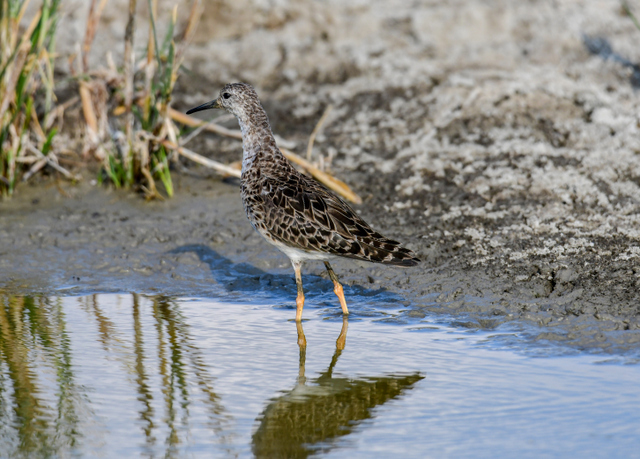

[0,0,62,196]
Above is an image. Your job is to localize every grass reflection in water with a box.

[0,293,424,457]
[0,294,81,457]
[0,293,234,458]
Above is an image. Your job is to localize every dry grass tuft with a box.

[0,0,362,203]
[0,0,72,196]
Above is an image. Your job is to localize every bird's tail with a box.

[356,237,420,266]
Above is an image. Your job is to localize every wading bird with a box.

[187,83,419,321]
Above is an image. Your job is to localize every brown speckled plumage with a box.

[187,82,419,321]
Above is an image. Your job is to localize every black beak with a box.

[186,98,222,115]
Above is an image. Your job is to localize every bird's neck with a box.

[237,108,282,174]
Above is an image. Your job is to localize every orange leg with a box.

[296,320,307,348]
[296,321,307,384]
[336,316,348,351]
[324,262,349,316]
[293,260,305,322]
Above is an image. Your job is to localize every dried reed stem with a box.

[123,0,137,154]
[306,104,332,161]
[169,108,362,204]
[79,81,98,133]
[176,0,201,61]
[23,146,78,182]
[168,107,242,139]
[283,148,362,204]
[82,0,109,73]
[160,139,241,178]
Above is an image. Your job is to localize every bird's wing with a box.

[255,174,419,265]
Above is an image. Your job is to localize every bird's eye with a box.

[223,92,231,99]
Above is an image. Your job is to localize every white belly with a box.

[267,236,334,264]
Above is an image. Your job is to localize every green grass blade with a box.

[161,10,175,54]
[155,146,173,197]
[42,128,58,156]
[161,40,175,102]
[146,0,162,70]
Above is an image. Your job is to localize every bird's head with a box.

[186,82,259,119]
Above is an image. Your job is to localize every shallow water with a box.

[0,293,639,458]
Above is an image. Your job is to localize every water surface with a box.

[0,293,638,458]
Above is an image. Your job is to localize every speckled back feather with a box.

[218,83,420,266]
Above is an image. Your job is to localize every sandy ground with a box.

[4,0,640,354]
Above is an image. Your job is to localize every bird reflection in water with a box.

[252,318,424,458]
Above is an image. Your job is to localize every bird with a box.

[186,83,419,321]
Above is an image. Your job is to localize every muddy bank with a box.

[1,173,639,356]
[3,0,640,354]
